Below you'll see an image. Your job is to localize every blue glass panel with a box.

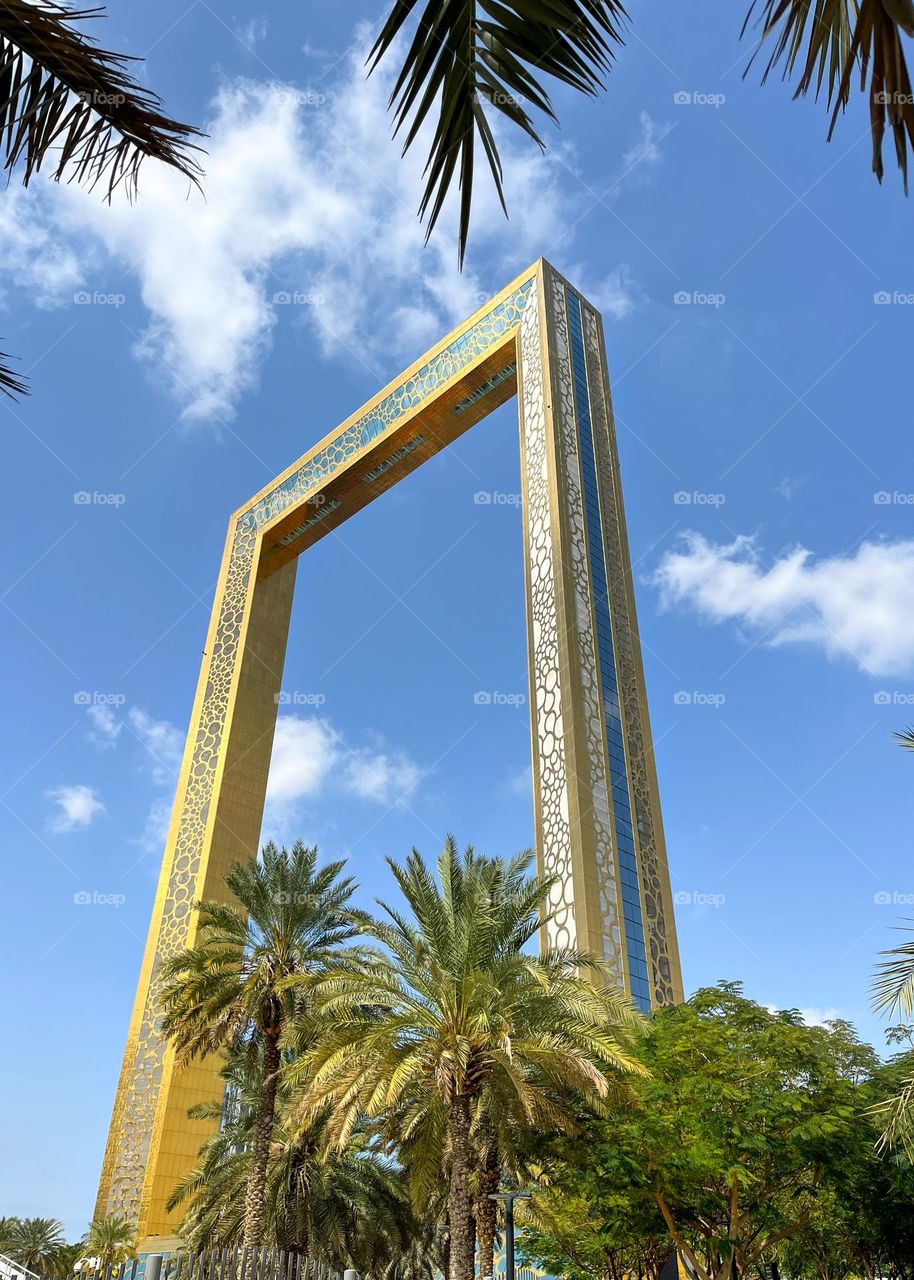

[565,289,650,1013]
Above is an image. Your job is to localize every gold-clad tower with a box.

[97,261,682,1250]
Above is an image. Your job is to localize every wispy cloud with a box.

[46,783,105,833]
[652,532,914,677]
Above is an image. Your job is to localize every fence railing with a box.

[0,1253,41,1280]
[74,1249,339,1280]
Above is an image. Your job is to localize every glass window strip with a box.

[565,289,650,1012]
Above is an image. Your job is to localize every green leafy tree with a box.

[5,1219,67,1277]
[523,985,877,1280]
[369,0,914,263]
[0,1,202,397]
[77,1216,136,1270]
[159,841,364,1250]
[291,837,644,1280]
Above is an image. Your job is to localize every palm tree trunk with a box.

[475,1146,500,1280]
[448,1093,474,1280]
[244,1033,281,1248]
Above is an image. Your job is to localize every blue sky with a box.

[2,0,914,1238]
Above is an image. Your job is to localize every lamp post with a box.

[488,1191,531,1280]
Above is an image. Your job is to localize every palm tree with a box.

[871,726,914,1151]
[293,837,645,1280]
[6,1219,66,1277]
[167,1046,412,1270]
[0,0,202,397]
[77,1216,136,1270]
[369,0,914,264]
[159,840,365,1250]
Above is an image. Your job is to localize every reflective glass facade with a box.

[565,290,651,1011]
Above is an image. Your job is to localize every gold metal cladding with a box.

[98,259,682,1246]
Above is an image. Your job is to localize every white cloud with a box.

[798,1006,843,1026]
[343,749,422,805]
[266,716,341,804]
[265,714,424,820]
[47,783,105,833]
[0,37,663,422]
[86,703,122,749]
[125,708,184,787]
[652,532,914,677]
[0,188,84,306]
[506,764,533,796]
[233,17,267,51]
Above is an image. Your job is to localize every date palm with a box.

[168,1047,410,1271]
[77,1216,136,1270]
[6,1219,66,1277]
[159,841,364,1250]
[0,0,202,398]
[869,726,914,1150]
[370,0,914,265]
[293,837,645,1280]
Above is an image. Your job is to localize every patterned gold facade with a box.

[97,260,683,1248]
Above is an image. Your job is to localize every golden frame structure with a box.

[97,259,683,1248]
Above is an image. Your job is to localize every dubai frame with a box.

[97,259,683,1248]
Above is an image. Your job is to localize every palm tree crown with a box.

[159,840,365,1249]
[294,837,645,1280]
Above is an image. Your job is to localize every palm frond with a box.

[0,0,203,199]
[0,347,28,399]
[873,924,914,1016]
[742,0,914,190]
[368,0,628,266]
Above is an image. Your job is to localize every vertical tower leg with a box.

[96,517,296,1245]
[518,263,682,1009]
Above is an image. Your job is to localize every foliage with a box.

[77,1216,136,1269]
[167,1047,420,1276]
[522,984,880,1280]
[159,841,365,1249]
[3,1219,68,1277]
[0,0,202,398]
[370,0,914,262]
[288,837,645,1280]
